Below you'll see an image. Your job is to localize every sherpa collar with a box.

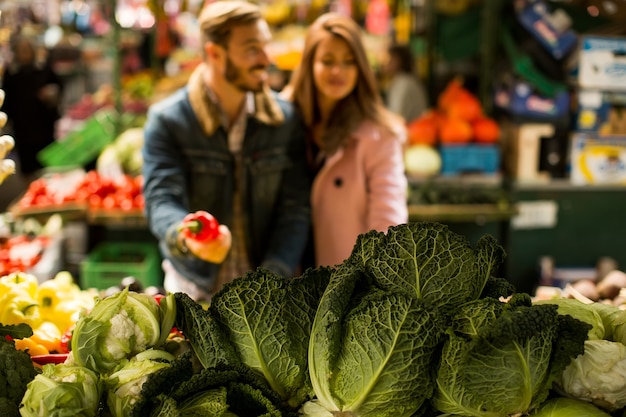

[187,63,285,136]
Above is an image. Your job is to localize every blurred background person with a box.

[383,43,428,124]
[284,13,408,269]
[2,35,63,180]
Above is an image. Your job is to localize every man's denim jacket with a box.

[142,63,311,291]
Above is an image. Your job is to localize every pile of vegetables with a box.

[0,323,39,417]
[534,298,626,414]
[19,288,178,416]
[22,222,626,417]
[0,271,96,356]
[16,170,145,213]
[17,222,626,416]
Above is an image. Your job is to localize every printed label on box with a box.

[578,36,626,90]
[570,134,626,185]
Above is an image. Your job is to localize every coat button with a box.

[334,177,343,187]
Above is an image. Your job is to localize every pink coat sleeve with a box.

[363,124,409,233]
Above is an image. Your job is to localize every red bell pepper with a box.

[178,211,220,242]
[59,326,74,354]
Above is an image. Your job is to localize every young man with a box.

[142,1,311,301]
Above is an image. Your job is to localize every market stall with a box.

[1,0,626,414]
[2,222,626,416]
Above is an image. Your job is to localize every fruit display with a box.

[405,77,502,177]
[407,77,501,147]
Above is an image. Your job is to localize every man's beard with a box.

[225,55,266,93]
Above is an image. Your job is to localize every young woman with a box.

[283,13,408,268]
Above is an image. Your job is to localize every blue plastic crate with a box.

[440,145,500,176]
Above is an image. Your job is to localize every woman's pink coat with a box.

[311,119,409,267]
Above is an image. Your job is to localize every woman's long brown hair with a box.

[284,13,401,157]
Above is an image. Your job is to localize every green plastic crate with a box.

[80,242,162,290]
[38,110,136,168]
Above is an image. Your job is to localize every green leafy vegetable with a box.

[139,364,288,417]
[174,292,239,370]
[555,339,626,413]
[0,323,33,340]
[306,260,444,417]
[534,298,605,340]
[129,351,195,417]
[71,288,173,375]
[588,302,623,342]
[431,295,590,416]
[210,268,329,409]
[349,222,505,312]
[0,324,38,417]
[530,397,611,417]
[19,363,101,417]
[105,349,176,417]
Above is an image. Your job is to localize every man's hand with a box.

[181,224,232,264]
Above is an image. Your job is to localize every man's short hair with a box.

[198,1,262,47]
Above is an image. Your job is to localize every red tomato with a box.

[102,195,117,210]
[134,194,145,209]
[88,194,102,208]
[119,197,134,211]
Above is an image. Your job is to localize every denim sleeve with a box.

[260,113,312,277]
[141,105,189,241]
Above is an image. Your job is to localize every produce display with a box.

[0,271,96,357]
[404,77,502,178]
[12,169,145,216]
[0,323,39,417]
[0,233,50,277]
[0,214,66,280]
[0,89,15,185]
[407,77,501,147]
[2,221,625,416]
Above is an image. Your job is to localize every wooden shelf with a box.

[408,204,518,223]
[87,209,147,228]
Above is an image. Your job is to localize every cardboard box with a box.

[494,82,570,121]
[578,36,626,91]
[516,0,578,60]
[502,123,555,182]
[570,133,626,185]
[576,90,626,134]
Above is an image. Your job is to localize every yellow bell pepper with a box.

[14,337,49,357]
[0,272,39,298]
[0,288,41,326]
[37,271,93,332]
[30,321,62,353]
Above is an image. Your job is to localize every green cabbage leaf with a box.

[431,295,590,416]
[530,397,612,417]
[349,222,506,312]
[555,339,626,412]
[71,288,175,375]
[19,363,101,417]
[305,260,444,417]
